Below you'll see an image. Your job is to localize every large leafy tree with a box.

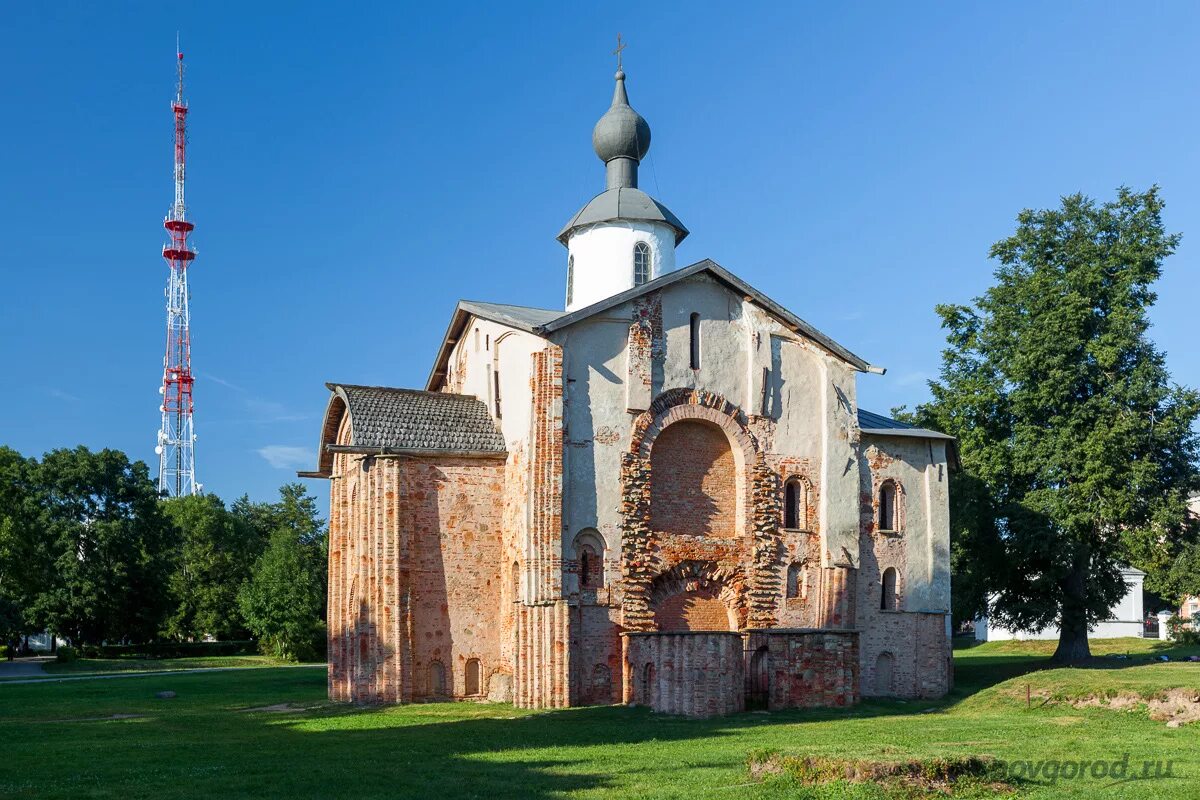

[30,447,174,645]
[0,447,48,654]
[915,187,1200,662]
[161,493,264,641]
[236,483,327,660]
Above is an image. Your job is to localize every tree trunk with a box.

[1053,562,1091,663]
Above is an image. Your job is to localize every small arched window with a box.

[566,254,575,306]
[511,561,520,602]
[878,481,898,532]
[633,242,651,286]
[689,313,701,370]
[881,567,899,611]
[575,529,605,589]
[783,477,812,530]
[641,662,655,699]
[464,658,481,695]
[786,561,805,599]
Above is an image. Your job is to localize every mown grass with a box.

[41,654,296,676]
[0,639,1195,799]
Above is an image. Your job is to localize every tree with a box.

[29,447,174,646]
[915,187,1200,662]
[236,483,326,660]
[0,447,47,655]
[161,494,263,641]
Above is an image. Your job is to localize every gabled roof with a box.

[458,300,562,332]
[857,408,959,469]
[426,258,878,390]
[857,408,954,441]
[426,300,563,390]
[302,383,505,477]
[542,259,873,369]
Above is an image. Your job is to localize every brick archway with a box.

[648,560,745,631]
[629,388,759,465]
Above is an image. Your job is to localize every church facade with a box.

[301,64,955,716]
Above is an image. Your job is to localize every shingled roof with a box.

[302,383,506,477]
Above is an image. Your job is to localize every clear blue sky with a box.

[2,3,1197,515]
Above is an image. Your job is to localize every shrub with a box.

[0,644,9,660]
[1165,614,1200,645]
[79,640,259,660]
[55,645,78,663]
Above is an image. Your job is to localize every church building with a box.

[301,61,955,716]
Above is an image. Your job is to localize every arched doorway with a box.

[747,645,770,710]
[874,652,895,696]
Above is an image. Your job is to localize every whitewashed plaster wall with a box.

[444,318,546,448]
[564,220,677,311]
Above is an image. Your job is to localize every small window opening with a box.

[566,254,575,306]
[783,478,811,530]
[493,369,502,419]
[786,561,805,599]
[579,544,603,588]
[879,482,896,531]
[689,313,701,370]
[881,567,898,611]
[633,242,651,286]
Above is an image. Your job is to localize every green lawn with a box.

[0,639,1196,799]
[40,654,295,676]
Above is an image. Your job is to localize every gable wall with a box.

[553,273,864,575]
[442,318,548,448]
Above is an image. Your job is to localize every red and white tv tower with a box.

[156,49,200,496]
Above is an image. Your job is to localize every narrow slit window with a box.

[689,313,701,370]
[633,242,651,286]
[784,480,798,528]
[566,254,575,306]
[493,369,502,419]
[879,482,896,531]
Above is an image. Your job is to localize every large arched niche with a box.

[649,419,738,537]
[633,390,758,539]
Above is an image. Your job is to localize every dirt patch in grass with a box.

[1148,689,1200,727]
[239,703,309,714]
[747,751,1015,796]
[1065,688,1200,727]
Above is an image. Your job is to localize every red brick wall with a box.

[514,344,571,709]
[650,420,737,538]
[623,632,745,717]
[745,629,859,709]
[654,589,734,631]
[326,449,508,704]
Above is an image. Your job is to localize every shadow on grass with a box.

[249,699,982,798]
